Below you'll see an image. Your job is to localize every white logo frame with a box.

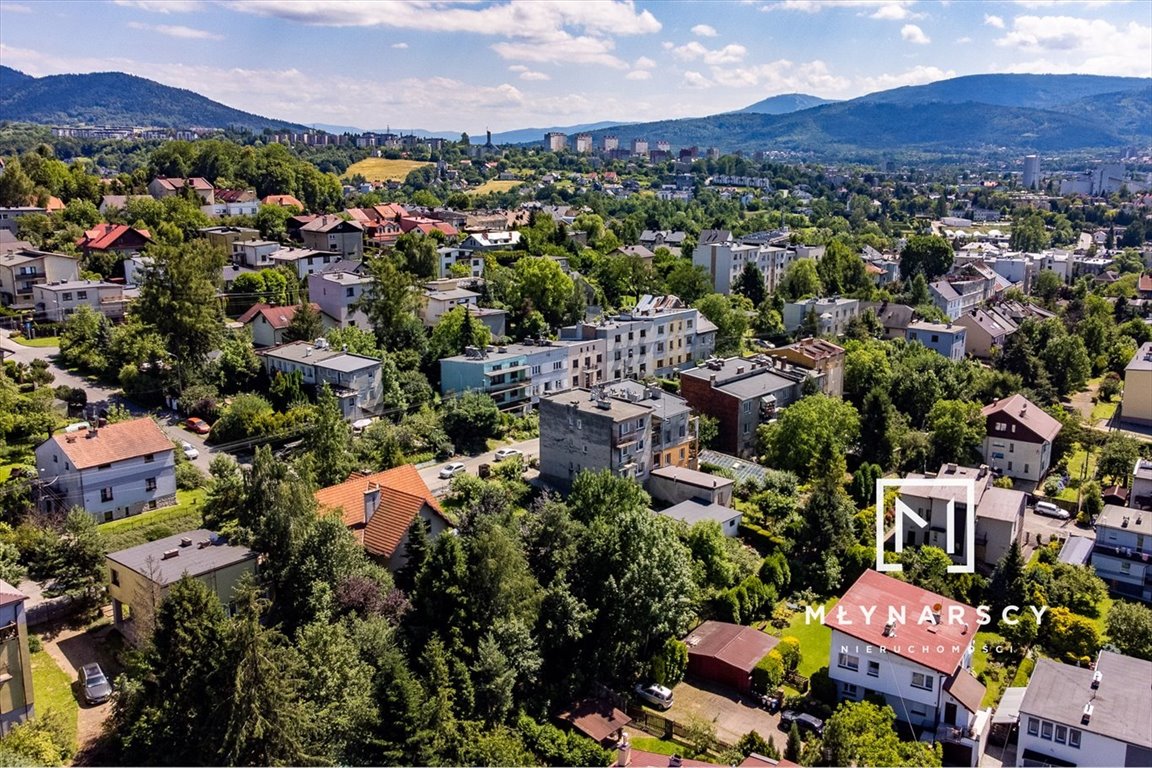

[875,478,977,574]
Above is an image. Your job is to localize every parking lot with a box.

[665,678,784,747]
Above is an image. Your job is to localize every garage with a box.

[685,621,780,694]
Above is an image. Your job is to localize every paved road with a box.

[1022,504,1094,546]
[1,330,214,473]
[419,437,541,496]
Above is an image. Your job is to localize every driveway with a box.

[666,678,784,747]
[419,437,540,496]
[39,615,124,755]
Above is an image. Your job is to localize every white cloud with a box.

[901,23,930,44]
[492,35,629,68]
[625,69,652,80]
[671,41,747,65]
[508,65,529,72]
[683,70,711,88]
[956,36,972,43]
[126,21,223,40]
[870,4,913,20]
[391,42,408,49]
[113,0,203,12]
[995,15,1152,76]
[0,3,32,12]
[764,0,918,13]
[691,23,718,37]
[984,14,1005,28]
[1011,0,1123,7]
[519,70,551,81]
[707,58,852,94]
[634,56,656,69]
[856,65,956,92]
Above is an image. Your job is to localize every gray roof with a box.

[1097,504,1152,535]
[603,381,690,420]
[992,687,1028,724]
[907,321,962,334]
[1020,653,1152,748]
[717,369,799,400]
[1127,342,1152,372]
[977,486,1025,522]
[1058,536,1094,565]
[426,288,480,301]
[35,279,120,292]
[698,450,772,485]
[541,389,652,420]
[106,529,256,586]
[261,341,379,372]
[649,465,734,490]
[658,499,740,527]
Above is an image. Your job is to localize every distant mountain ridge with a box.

[736,93,837,115]
[0,66,308,132]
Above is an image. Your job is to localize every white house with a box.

[1090,504,1151,603]
[35,418,178,522]
[32,280,127,322]
[980,394,1062,483]
[781,297,860,336]
[1016,651,1152,767]
[232,240,281,269]
[236,302,333,348]
[258,340,384,421]
[419,286,480,327]
[437,246,485,279]
[269,247,343,281]
[826,569,989,767]
[307,268,373,329]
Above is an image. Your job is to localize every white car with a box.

[1034,500,1070,519]
[439,462,467,479]
[493,448,523,461]
[634,683,674,710]
[181,442,199,460]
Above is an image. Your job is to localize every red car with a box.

[184,417,211,435]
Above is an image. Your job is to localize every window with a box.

[931,334,939,343]
[843,683,858,697]
[144,453,155,463]
[145,477,157,492]
[1041,722,1053,741]
[103,510,113,522]
[838,653,859,672]
[101,487,114,502]
[62,292,73,301]
[743,401,753,414]
[910,703,928,718]
[346,287,355,297]
[911,672,933,691]
[867,661,880,677]
[1024,464,1030,474]
[110,569,120,586]
[576,418,583,431]
[77,291,88,300]
[1069,729,1081,749]
[553,361,563,371]
[1055,725,1067,744]
[995,422,1006,432]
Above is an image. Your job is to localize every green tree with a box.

[989,541,1028,623]
[282,300,324,344]
[135,240,227,386]
[1097,433,1140,485]
[1106,601,1152,661]
[695,293,749,357]
[899,235,953,281]
[776,258,822,301]
[359,255,418,347]
[395,232,439,279]
[823,701,942,767]
[1042,606,1100,661]
[664,261,713,304]
[761,394,860,478]
[735,262,766,307]
[513,256,577,327]
[295,620,379,762]
[1033,270,1064,304]
[0,158,35,206]
[818,239,868,296]
[858,387,898,468]
[927,399,986,465]
[785,724,802,762]
[1010,211,1050,253]
[1042,334,1091,396]
[427,306,492,365]
[303,382,354,487]
[45,509,105,608]
[442,391,501,454]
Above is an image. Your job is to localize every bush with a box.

[808,667,837,705]
[752,649,785,694]
[27,634,42,653]
[777,636,802,671]
[175,462,207,490]
[649,637,688,688]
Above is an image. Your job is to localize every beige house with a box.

[106,530,258,646]
[0,581,34,735]
[1121,342,1152,426]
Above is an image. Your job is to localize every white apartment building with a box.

[35,418,178,522]
[259,340,384,421]
[420,287,480,327]
[782,297,860,336]
[32,280,127,321]
[307,268,373,328]
[1016,652,1152,767]
[694,239,823,296]
[827,570,988,766]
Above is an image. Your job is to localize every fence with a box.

[26,596,81,627]
[625,705,734,751]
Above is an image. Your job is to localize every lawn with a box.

[99,488,207,552]
[11,335,60,347]
[779,597,838,677]
[1092,596,1113,639]
[971,631,1014,708]
[1053,445,1097,502]
[30,649,79,752]
[630,736,683,756]
[343,157,432,182]
[1091,399,1118,422]
[469,179,524,195]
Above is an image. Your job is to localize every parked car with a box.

[439,462,467,479]
[634,683,674,710]
[1034,500,1070,520]
[780,710,824,736]
[181,442,199,461]
[80,663,112,705]
[494,448,522,461]
[184,417,211,435]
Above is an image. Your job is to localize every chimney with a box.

[364,483,381,525]
[161,548,180,560]
[1082,703,1093,725]
[616,734,631,768]
[709,374,717,387]
[180,537,192,548]
[1091,671,1102,690]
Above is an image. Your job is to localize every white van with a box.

[1034,501,1070,520]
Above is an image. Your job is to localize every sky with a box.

[1,0,1150,134]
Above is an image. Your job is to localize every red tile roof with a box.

[826,569,978,675]
[261,194,305,210]
[153,176,213,191]
[1139,274,1152,294]
[557,699,632,743]
[314,465,445,558]
[214,188,257,203]
[236,302,321,330]
[46,417,174,470]
[399,216,458,237]
[981,393,1062,442]
[685,621,780,673]
[77,224,153,251]
[373,203,408,221]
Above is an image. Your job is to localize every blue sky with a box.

[1,0,1149,133]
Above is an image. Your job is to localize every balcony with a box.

[1093,542,1152,564]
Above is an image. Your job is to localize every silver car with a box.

[439,462,467,479]
[493,448,522,461]
[80,663,112,705]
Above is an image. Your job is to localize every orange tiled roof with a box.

[47,417,174,470]
[77,224,152,251]
[261,194,305,210]
[236,302,321,330]
[314,465,446,558]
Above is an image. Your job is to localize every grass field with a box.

[1091,399,1118,422]
[1053,445,1097,502]
[344,157,432,182]
[99,488,207,553]
[780,597,838,677]
[30,649,79,752]
[630,736,683,756]
[12,336,60,347]
[468,179,524,195]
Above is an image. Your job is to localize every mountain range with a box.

[2,66,1148,160]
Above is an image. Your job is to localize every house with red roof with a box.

[147,176,214,205]
[314,465,450,569]
[980,393,1062,483]
[76,224,153,260]
[399,215,458,238]
[261,194,305,211]
[237,301,331,348]
[825,569,988,766]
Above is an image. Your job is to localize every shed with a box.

[1058,535,1094,565]
[557,699,632,745]
[684,621,779,693]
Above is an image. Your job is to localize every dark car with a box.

[780,710,824,736]
[80,662,112,705]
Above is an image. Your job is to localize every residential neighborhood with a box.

[0,35,1151,768]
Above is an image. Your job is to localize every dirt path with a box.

[38,614,122,756]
